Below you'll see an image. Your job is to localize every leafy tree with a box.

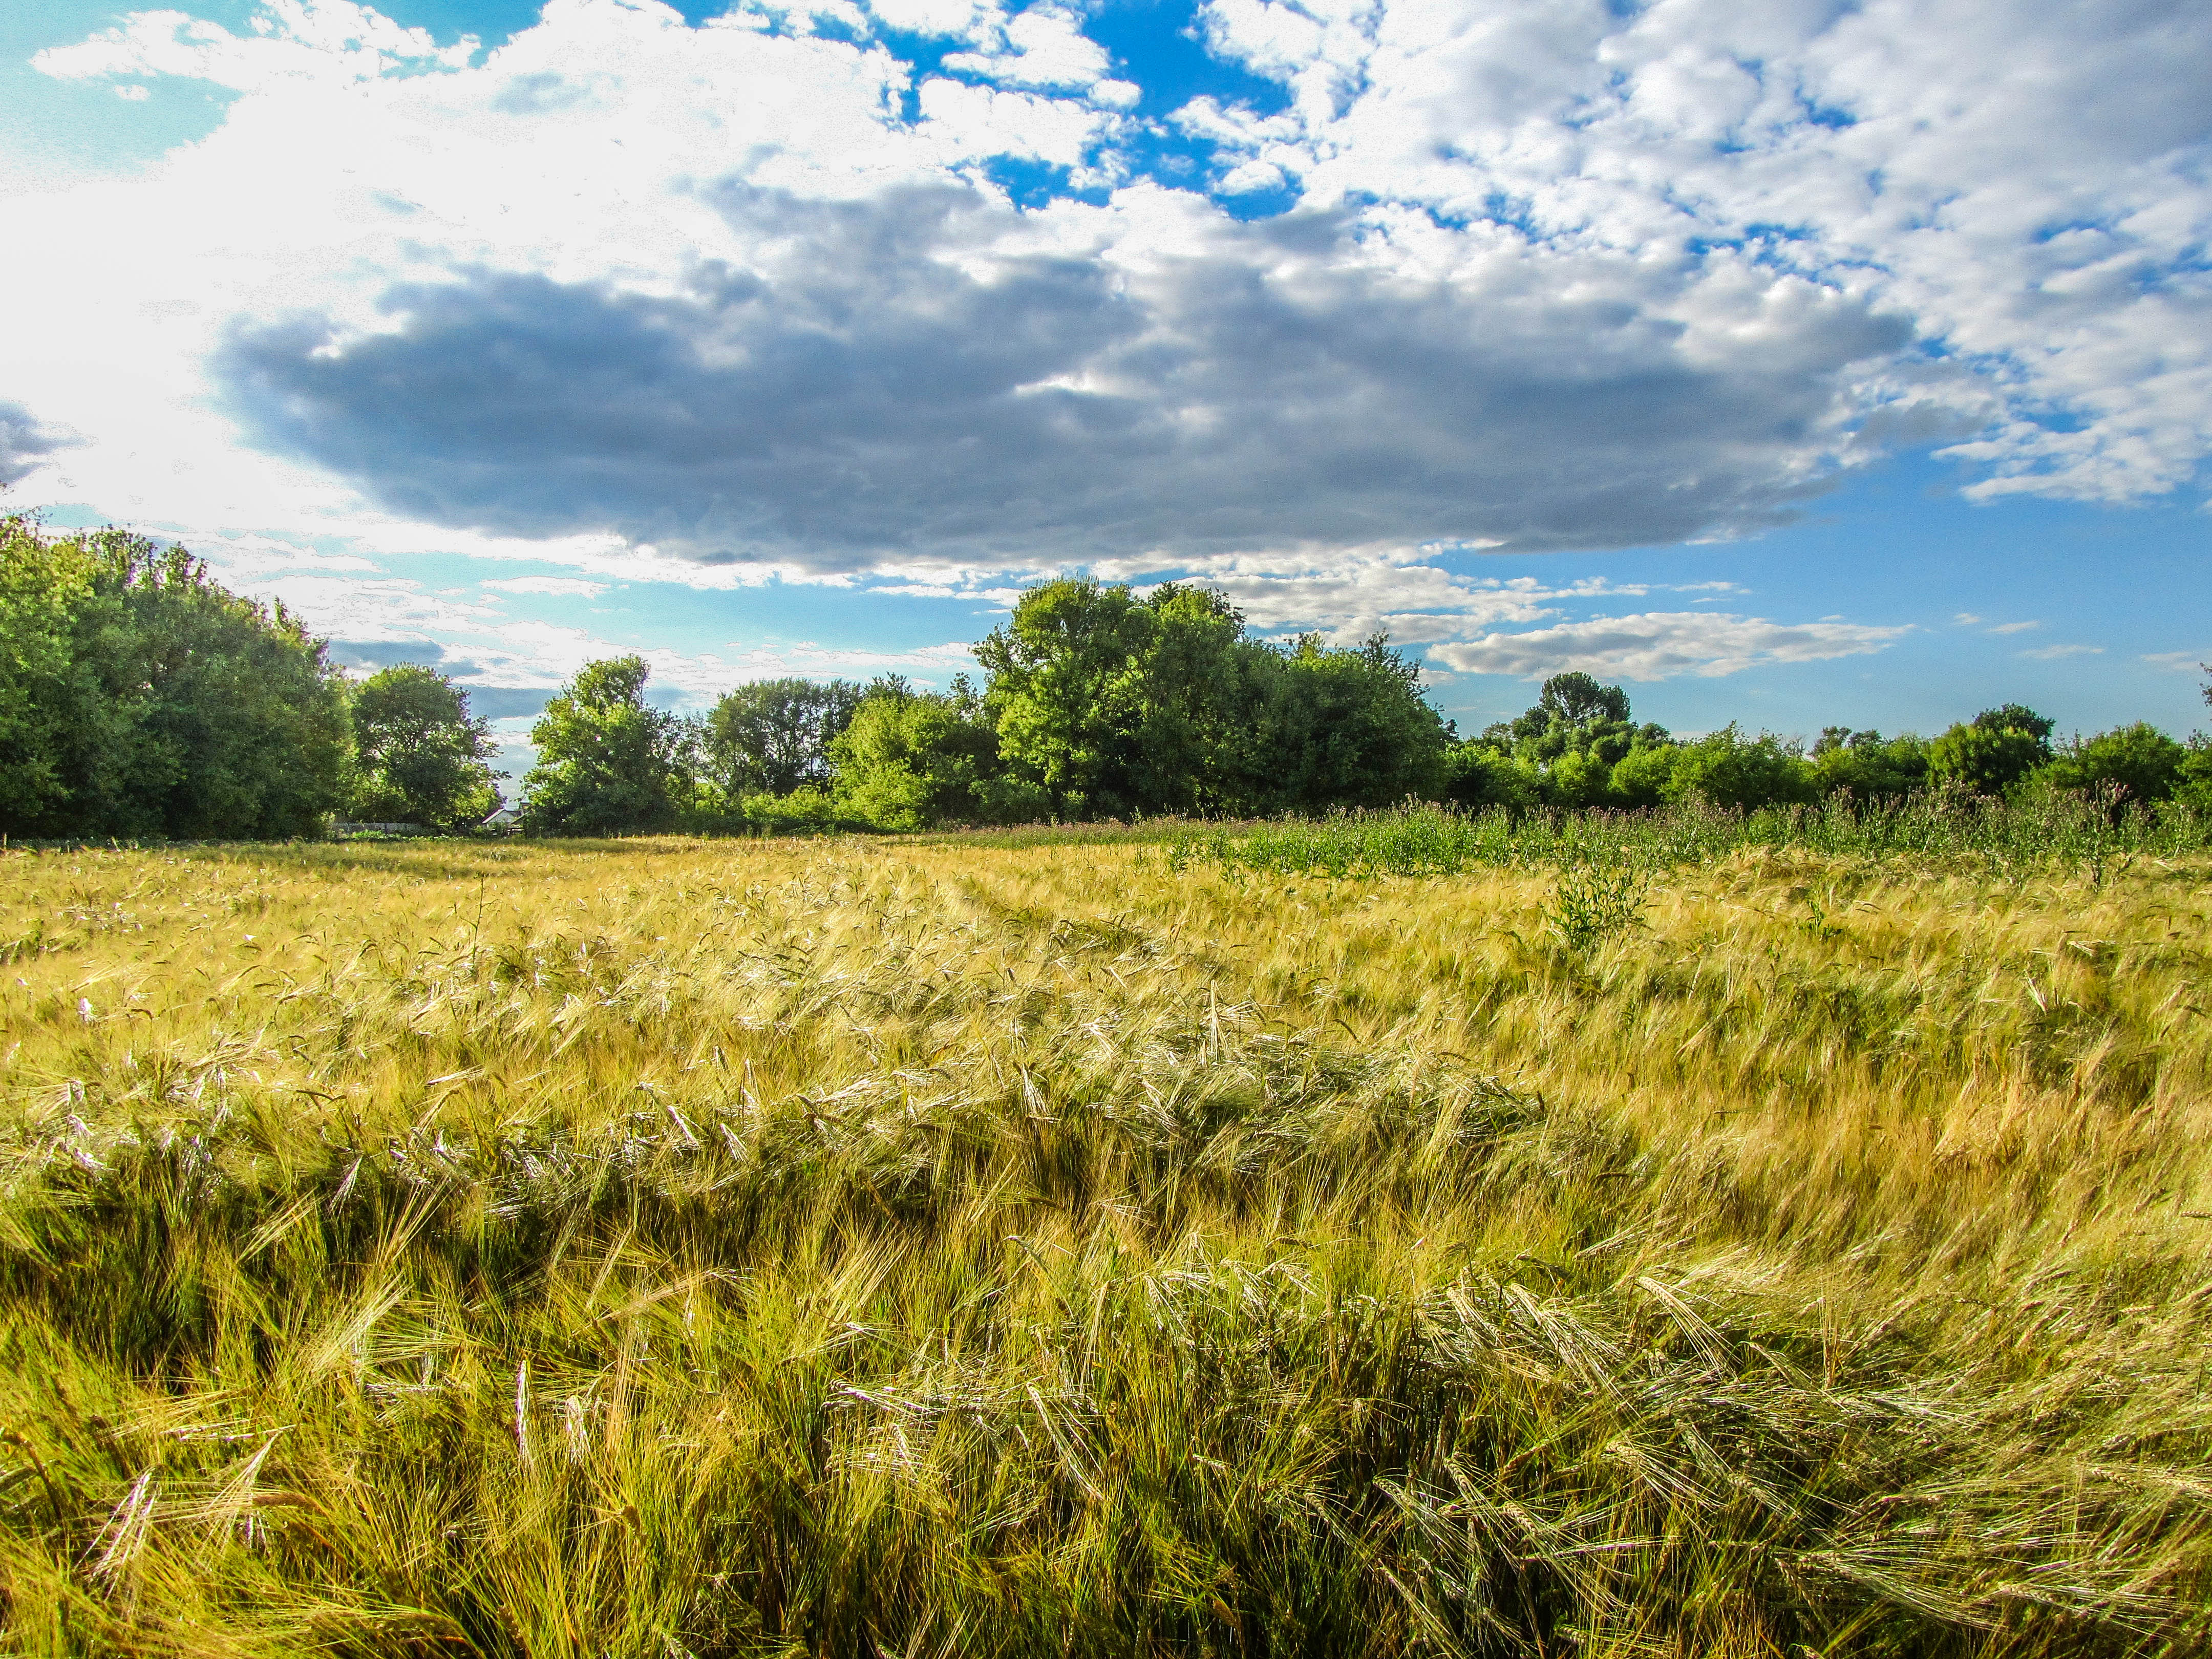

[1928,704,2054,796]
[1531,671,1631,728]
[1810,728,1931,802]
[1606,739,1680,809]
[975,580,1446,820]
[520,657,693,836]
[2042,722,2186,810]
[346,665,501,828]
[1248,634,1452,814]
[1442,743,1541,812]
[975,580,1157,818]
[0,517,99,831]
[0,519,347,840]
[705,677,865,798]
[829,678,1031,830]
[1469,673,1672,809]
[1664,726,1817,811]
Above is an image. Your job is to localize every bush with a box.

[2043,721,2187,809]
[1664,726,1816,811]
[1929,705,2054,796]
[0,519,348,840]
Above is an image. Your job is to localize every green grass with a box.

[1,834,2208,1656]
[1163,794,2212,882]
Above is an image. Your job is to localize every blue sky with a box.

[3,0,2207,780]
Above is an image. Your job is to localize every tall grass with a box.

[1,835,2208,1656]
[1164,791,2212,882]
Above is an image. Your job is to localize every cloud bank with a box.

[7,0,2207,685]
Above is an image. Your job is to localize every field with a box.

[2,832,2209,1657]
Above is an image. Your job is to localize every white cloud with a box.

[32,0,474,91]
[716,639,980,677]
[1193,0,2212,506]
[2018,643,2104,661]
[1985,620,2042,635]
[1429,611,1907,681]
[943,6,1114,93]
[4,0,2205,682]
[482,575,609,597]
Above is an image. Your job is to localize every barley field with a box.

[2,834,2209,1657]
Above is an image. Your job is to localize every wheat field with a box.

[2,834,2209,1657]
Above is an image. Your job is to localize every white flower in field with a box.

[78,997,94,1024]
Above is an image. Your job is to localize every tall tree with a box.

[1928,704,2055,796]
[975,580,1156,819]
[2043,722,2186,811]
[0,519,348,840]
[828,677,1018,830]
[520,657,692,836]
[1464,673,1671,810]
[347,665,503,828]
[1248,633,1452,813]
[704,677,865,798]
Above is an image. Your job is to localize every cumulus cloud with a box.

[216,176,1907,566]
[9,0,2210,684]
[1193,0,2212,505]
[1429,612,1907,681]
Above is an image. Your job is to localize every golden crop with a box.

[2,835,2208,1656]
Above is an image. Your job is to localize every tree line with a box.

[5,515,2208,840]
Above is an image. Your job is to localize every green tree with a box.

[0,520,348,840]
[1606,739,1680,809]
[1928,704,2055,796]
[1665,726,1817,811]
[520,657,692,836]
[1246,634,1452,814]
[1810,728,1931,802]
[2042,722,2186,810]
[0,518,100,831]
[974,580,1157,818]
[828,678,1030,831]
[705,677,865,798]
[346,665,502,829]
[1441,743,1542,812]
[1471,673,1673,809]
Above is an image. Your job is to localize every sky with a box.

[2,0,2207,781]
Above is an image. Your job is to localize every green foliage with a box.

[1810,727,1931,801]
[703,676,865,797]
[519,656,693,836]
[344,664,502,830]
[975,580,1159,818]
[0,519,96,830]
[1663,724,1817,811]
[1461,674,1677,811]
[2043,721,2188,809]
[827,678,1032,831]
[1545,858,1650,951]
[2178,737,2212,812]
[0,517,347,840]
[978,580,1448,819]
[1251,633,1452,812]
[1441,742,1542,811]
[1170,791,2212,881]
[1605,738,1678,807]
[1929,704,2055,795]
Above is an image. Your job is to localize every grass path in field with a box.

[1,837,2208,1656]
